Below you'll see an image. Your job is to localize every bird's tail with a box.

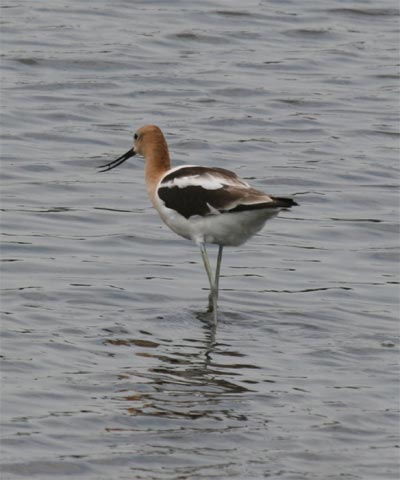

[271,197,298,208]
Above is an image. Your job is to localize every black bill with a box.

[98,148,136,172]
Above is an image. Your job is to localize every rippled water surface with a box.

[1,1,399,479]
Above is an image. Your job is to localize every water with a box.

[1,1,399,479]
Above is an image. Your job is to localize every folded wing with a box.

[157,166,297,219]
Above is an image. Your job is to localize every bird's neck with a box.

[145,143,171,204]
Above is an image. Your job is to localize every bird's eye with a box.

[134,133,138,140]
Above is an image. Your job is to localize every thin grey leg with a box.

[199,243,218,324]
[214,245,223,299]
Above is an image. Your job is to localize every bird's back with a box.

[153,165,297,246]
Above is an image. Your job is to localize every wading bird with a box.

[99,125,297,324]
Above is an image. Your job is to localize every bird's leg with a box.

[199,243,218,323]
[214,245,223,302]
[208,246,223,325]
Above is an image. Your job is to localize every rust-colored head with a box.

[98,124,170,174]
[133,125,168,159]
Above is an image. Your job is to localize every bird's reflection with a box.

[104,312,258,424]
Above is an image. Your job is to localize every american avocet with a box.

[99,125,297,323]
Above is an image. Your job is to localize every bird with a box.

[98,125,297,324]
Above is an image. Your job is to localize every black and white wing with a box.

[157,166,297,219]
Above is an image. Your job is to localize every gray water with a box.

[1,1,399,479]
